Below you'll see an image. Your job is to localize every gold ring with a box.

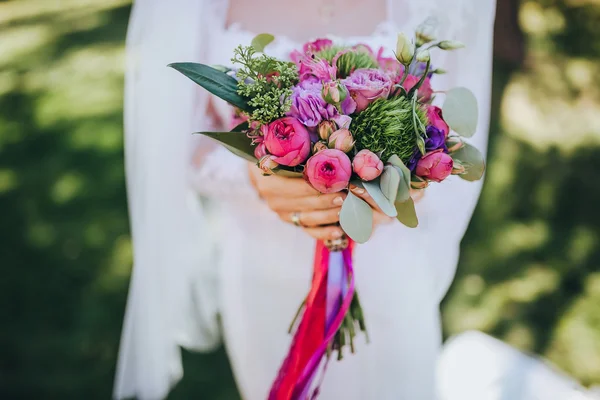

[291,212,302,227]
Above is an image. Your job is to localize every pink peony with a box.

[415,149,453,182]
[263,117,311,167]
[305,149,352,193]
[403,75,433,102]
[352,149,384,181]
[427,106,450,137]
[342,69,392,113]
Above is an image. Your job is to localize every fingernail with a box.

[333,196,344,205]
[351,187,365,195]
[332,230,343,238]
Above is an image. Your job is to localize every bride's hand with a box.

[248,163,346,241]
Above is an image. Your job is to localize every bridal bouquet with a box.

[170,26,484,400]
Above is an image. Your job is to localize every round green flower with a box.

[316,46,379,78]
[351,96,427,163]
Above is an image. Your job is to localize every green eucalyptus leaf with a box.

[379,166,400,204]
[363,178,397,217]
[251,33,275,52]
[168,62,251,111]
[387,155,411,203]
[451,142,485,181]
[197,130,256,162]
[339,191,373,244]
[442,87,478,137]
[395,197,418,228]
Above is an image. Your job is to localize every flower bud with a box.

[318,120,336,141]
[416,49,430,63]
[254,142,268,159]
[353,149,384,181]
[446,136,464,153]
[313,141,328,153]
[415,18,437,46]
[395,32,415,65]
[431,68,446,75]
[452,159,466,175]
[322,81,348,105]
[438,40,465,50]
[258,155,279,175]
[328,128,355,153]
[411,175,430,189]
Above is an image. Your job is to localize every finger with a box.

[349,185,382,213]
[269,192,346,212]
[256,174,320,197]
[279,208,341,228]
[302,225,345,241]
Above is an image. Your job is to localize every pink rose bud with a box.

[313,141,328,153]
[410,175,429,189]
[318,120,336,141]
[328,128,355,153]
[352,149,384,181]
[254,142,268,159]
[258,155,279,175]
[304,149,352,193]
[263,117,311,167]
[322,81,348,105]
[415,149,453,182]
[446,136,464,153]
[427,106,450,137]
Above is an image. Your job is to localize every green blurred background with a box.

[1,0,599,398]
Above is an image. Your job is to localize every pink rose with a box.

[415,149,453,182]
[342,69,392,113]
[263,117,311,167]
[352,149,384,181]
[403,75,433,102]
[305,149,352,193]
[427,106,450,137]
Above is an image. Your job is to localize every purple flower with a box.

[287,80,337,127]
[407,126,448,171]
[342,68,392,113]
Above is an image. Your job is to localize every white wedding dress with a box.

[115,1,496,399]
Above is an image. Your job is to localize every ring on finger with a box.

[291,211,303,227]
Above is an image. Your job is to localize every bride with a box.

[114,0,496,399]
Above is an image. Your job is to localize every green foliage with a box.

[232,45,298,124]
[316,46,379,78]
[351,96,427,163]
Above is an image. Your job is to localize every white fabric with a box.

[438,331,599,400]
[115,1,496,399]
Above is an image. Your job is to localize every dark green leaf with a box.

[339,191,373,243]
[363,178,397,217]
[442,87,478,137]
[451,142,485,181]
[251,33,275,52]
[196,131,256,163]
[168,62,251,111]
[395,197,418,228]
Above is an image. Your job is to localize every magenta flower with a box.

[263,117,311,167]
[403,74,433,103]
[427,106,450,137]
[415,149,453,182]
[304,149,352,193]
